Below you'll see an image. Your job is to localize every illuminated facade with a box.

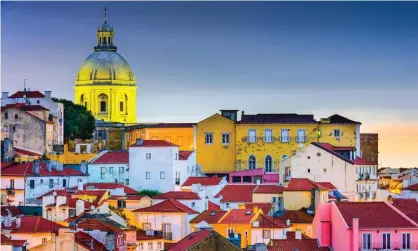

[74,8,137,123]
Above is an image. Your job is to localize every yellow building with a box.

[74,8,137,123]
[196,111,360,174]
[125,123,195,150]
[196,111,237,173]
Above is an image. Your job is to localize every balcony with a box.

[372,191,376,199]
[359,241,418,250]
[175,178,180,185]
[365,191,370,199]
[247,136,257,143]
[359,192,364,199]
[163,232,172,240]
[6,187,15,195]
[358,174,364,181]
[365,173,370,180]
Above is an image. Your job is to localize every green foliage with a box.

[52,98,95,141]
[40,153,49,161]
[137,189,161,197]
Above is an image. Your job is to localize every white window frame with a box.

[264,129,273,143]
[382,233,391,250]
[248,155,257,170]
[280,129,290,143]
[297,128,306,143]
[160,171,165,179]
[109,167,113,174]
[334,129,341,138]
[402,233,411,250]
[362,233,372,251]
[264,155,273,172]
[146,172,151,179]
[205,132,213,144]
[248,129,256,143]
[146,153,151,160]
[221,133,230,145]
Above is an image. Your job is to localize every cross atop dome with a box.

[95,7,116,52]
[104,6,108,23]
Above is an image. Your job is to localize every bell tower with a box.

[94,7,117,52]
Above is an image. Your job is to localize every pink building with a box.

[228,168,279,184]
[313,201,418,251]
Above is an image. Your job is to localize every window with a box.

[308,168,311,173]
[205,132,213,144]
[191,202,196,207]
[248,129,256,143]
[41,179,43,184]
[334,129,341,138]
[117,200,126,208]
[222,133,230,144]
[280,129,290,143]
[10,179,14,189]
[77,178,82,183]
[402,233,411,250]
[109,167,113,173]
[248,155,256,170]
[146,172,151,179]
[42,238,47,243]
[29,180,35,189]
[146,153,151,160]
[297,129,306,143]
[120,101,124,112]
[100,101,106,112]
[49,179,53,189]
[263,230,271,239]
[264,129,273,143]
[157,242,162,249]
[382,233,391,250]
[125,179,129,185]
[12,126,15,131]
[14,114,18,119]
[138,243,143,250]
[160,171,165,179]
[142,223,151,230]
[119,167,124,174]
[226,203,230,208]
[101,167,106,179]
[69,209,75,217]
[37,100,40,104]
[4,112,8,119]
[265,155,273,172]
[175,153,178,160]
[148,243,153,249]
[62,179,67,188]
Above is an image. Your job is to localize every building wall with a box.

[187,232,243,251]
[318,123,359,151]
[1,176,25,206]
[108,197,152,210]
[47,144,97,165]
[126,127,194,151]
[196,114,236,173]
[11,232,55,250]
[282,191,311,210]
[360,133,379,164]
[250,228,288,245]
[1,108,48,156]
[211,223,251,248]
[134,213,188,242]
[88,163,129,184]
[252,193,281,204]
[136,239,164,251]
[74,85,137,124]
[0,245,13,251]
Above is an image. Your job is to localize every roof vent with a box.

[245,210,252,215]
[136,138,144,146]
[210,211,216,216]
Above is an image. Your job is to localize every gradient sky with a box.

[2,2,417,167]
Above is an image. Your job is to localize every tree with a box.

[52,98,96,141]
[137,189,161,197]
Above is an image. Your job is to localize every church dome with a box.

[75,51,136,86]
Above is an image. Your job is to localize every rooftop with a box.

[4,103,49,111]
[327,114,361,124]
[75,231,109,251]
[130,140,179,148]
[237,113,317,124]
[190,210,228,224]
[243,203,274,215]
[8,91,46,99]
[77,183,138,195]
[403,183,418,191]
[0,206,23,217]
[253,184,284,194]
[166,229,212,251]
[312,142,376,166]
[37,189,72,199]
[252,214,289,228]
[219,209,257,224]
[268,239,330,251]
[182,176,224,187]
[108,195,147,201]
[133,198,198,214]
[274,209,314,224]
[1,162,87,177]
[89,151,128,164]
[152,191,200,200]
[3,216,62,233]
[179,151,194,160]
[215,184,257,202]
[285,178,330,191]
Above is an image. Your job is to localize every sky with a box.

[2,2,417,167]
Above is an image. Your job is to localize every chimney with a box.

[16,216,21,228]
[286,219,291,226]
[352,218,359,251]
[295,230,302,240]
[78,181,83,191]
[4,209,12,227]
[2,92,8,100]
[45,91,52,98]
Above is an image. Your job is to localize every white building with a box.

[279,142,378,201]
[129,140,193,193]
[87,151,130,185]
[1,160,88,206]
[2,90,64,145]
[152,191,205,213]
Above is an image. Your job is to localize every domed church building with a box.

[74,8,137,123]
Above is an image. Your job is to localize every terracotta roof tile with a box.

[75,231,109,251]
[237,113,317,124]
[1,162,14,169]
[190,210,228,224]
[252,214,289,228]
[166,229,212,251]
[1,234,27,246]
[404,183,418,191]
[285,178,329,191]
[215,184,257,202]
[285,231,311,239]
[78,183,138,195]
[392,198,418,214]
[130,140,179,147]
[244,203,274,215]
[2,216,62,233]
[37,190,72,199]
[208,201,221,210]
[219,209,256,224]
[133,198,198,214]
[313,143,375,166]
[90,151,128,164]
[253,185,284,194]
[77,218,123,233]
[179,150,194,160]
[274,209,314,224]
[4,104,49,111]
[152,191,200,200]
[0,206,23,216]
[1,162,87,177]
[268,239,329,251]
[108,195,147,201]
[335,202,417,229]
[149,123,196,128]
[315,182,337,190]
[136,230,163,241]
[13,147,42,157]
[182,176,223,187]
[9,91,45,98]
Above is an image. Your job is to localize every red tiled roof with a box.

[133,198,198,214]
[90,151,129,164]
[130,140,179,147]
[353,156,376,165]
[285,231,311,239]
[37,189,72,199]
[13,147,42,157]
[253,185,284,194]
[252,214,288,228]
[237,113,317,124]
[285,178,330,191]
[219,209,256,224]
[9,91,45,98]
[182,176,223,187]
[1,206,23,216]
[274,209,314,224]
[392,198,418,214]
[78,183,138,195]
[208,201,221,210]
[152,191,200,200]
[10,239,27,246]
[1,162,14,169]
[313,142,375,166]
[215,184,257,202]
[3,216,62,233]
[335,202,417,229]
[190,210,228,224]
[136,230,163,240]
[75,231,109,251]
[315,182,337,190]
[108,195,147,201]
[1,234,12,244]
[77,219,123,233]
[1,234,27,246]
[179,151,194,160]
[4,103,49,111]
[166,229,212,251]
[404,183,418,191]
[268,239,329,251]
[1,162,87,177]
[64,198,94,208]
[244,203,274,215]
[150,123,196,128]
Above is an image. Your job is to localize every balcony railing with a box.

[365,191,370,198]
[163,232,172,240]
[359,241,418,250]
[358,174,364,181]
[372,191,376,199]
[6,187,15,195]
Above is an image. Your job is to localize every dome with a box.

[100,22,112,32]
[75,51,136,86]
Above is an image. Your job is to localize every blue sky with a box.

[2,2,417,167]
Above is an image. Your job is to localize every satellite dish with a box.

[90,205,96,210]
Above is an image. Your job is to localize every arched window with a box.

[265,155,273,172]
[248,155,256,170]
[108,37,111,44]
[98,94,108,113]
[99,37,102,44]
[103,37,107,44]
[80,94,84,105]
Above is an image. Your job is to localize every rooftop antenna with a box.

[24,79,27,93]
